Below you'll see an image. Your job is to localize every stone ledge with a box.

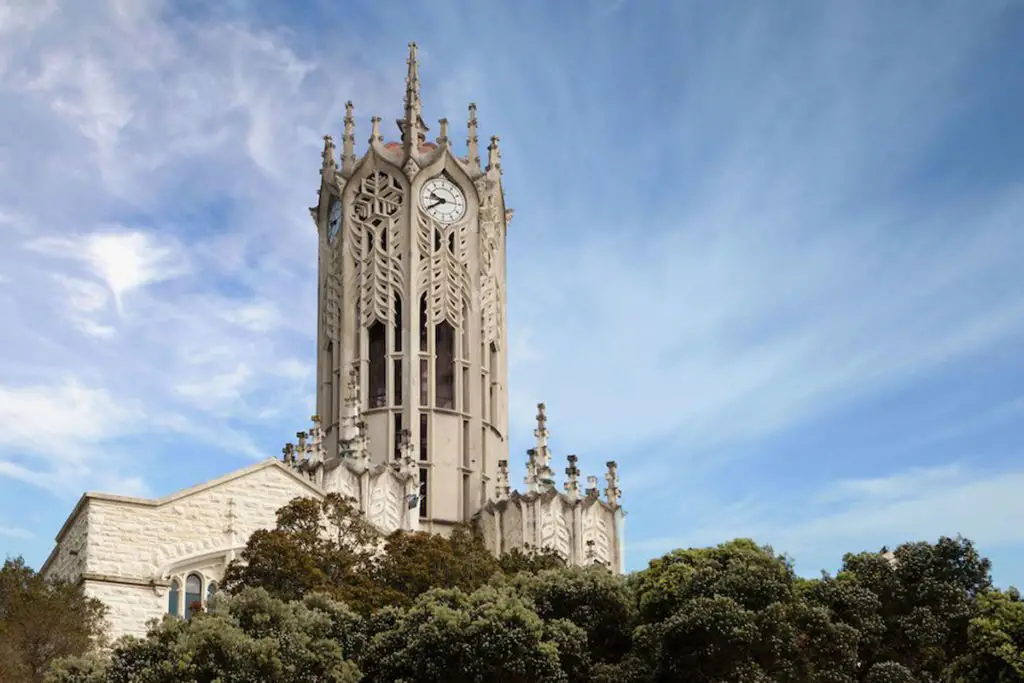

[81,573,171,590]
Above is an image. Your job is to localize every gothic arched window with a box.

[435,321,455,409]
[184,573,202,620]
[393,294,403,406]
[168,578,181,617]
[368,321,386,408]
[419,295,429,405]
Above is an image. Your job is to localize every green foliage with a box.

[222,494,379,605]
[372,525,500,608]
[506,566,636,664]
[48,588,363,683]
[498,544,568,575]
[18,494,1022,683]
[831,535,993,681]
[945,587,1024,682]
[0,557,107,683]
[361,585,578,683]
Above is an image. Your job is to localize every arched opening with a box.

[393,294,403,353]
[368,321,386,408]
[435,321,455,409]
[393,294,403,406]
[419,467,429,518]
[489,342,498,423]
[419,295,429,405]
[324,341,334,425]
[184,573,202,620]
[168,578,181,616]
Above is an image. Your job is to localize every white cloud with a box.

[630,462,1024,574]
[221,301,284,332]
[29,231,188,314]
[0,379,139,456]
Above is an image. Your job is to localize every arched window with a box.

[435,321,455,409]
[368,321,386,408]
[489,342,498,421]
[184,573,202,620]
[207,581,218,610]
[393,294,403,406]
[168,578,181,617]
[419,295,429,405]
[324,341,334,423]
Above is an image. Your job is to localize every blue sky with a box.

[1,0,1023,584]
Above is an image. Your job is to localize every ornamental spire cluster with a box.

[521,403,623,508]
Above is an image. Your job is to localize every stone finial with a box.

[308,415,325,465]
[339,365,369,467]
[398,428,417,477]
[585,475,600,498]
[437,118,449,146]
[296,431,309,461]
[399,42,427,146]
[369,116,383,144]
[467,103,481,170]
[524,448,538,493]
[533,403,555,490]
[604,460,621,507]
[321,135,336,175]
[496,459,511,500]
[282,443,295,464]
[505,208,514,226]
[342,101,356,172]
[564,454,580,499]
[486,135,502,175]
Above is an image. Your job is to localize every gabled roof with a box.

[45,459,321,563]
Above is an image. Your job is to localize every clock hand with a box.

[427,199,445,209]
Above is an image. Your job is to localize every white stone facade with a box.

[41,43,625,644]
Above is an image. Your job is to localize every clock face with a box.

[327,197,341,244]
[420,176,466,224]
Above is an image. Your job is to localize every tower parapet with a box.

[477,403,626,571]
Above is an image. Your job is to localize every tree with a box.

[222,494,380,606]
[832,535,993,681]
[945,587,1024,682]
[629,539,860,682]
[372,525,500,608]
[0,557,107,683]
[498,545,567,575]
[507,566,636,664]
[361,585,582,683]
[47,588,363,683]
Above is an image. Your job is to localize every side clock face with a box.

[327,197,341,244]
[420,176,466,224]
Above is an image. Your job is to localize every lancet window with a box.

[435,321,455,409]
[368,321,386,408]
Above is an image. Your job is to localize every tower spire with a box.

[467,103,481,171]
[399,41,427,146]
[341,101,356,174]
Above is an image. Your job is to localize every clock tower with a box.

[311,43,510,534]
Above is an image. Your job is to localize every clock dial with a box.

[419,177,466,224]
[327,197,342,244]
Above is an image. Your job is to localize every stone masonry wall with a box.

[85,463,319,582]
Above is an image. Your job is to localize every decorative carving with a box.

[605,460,621,507]
[350,171,405,327]
[496,459,510,500]
[415,211,470,327]
[477,177,502,346]
[564,454,580,499]
[402,156,420,180]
